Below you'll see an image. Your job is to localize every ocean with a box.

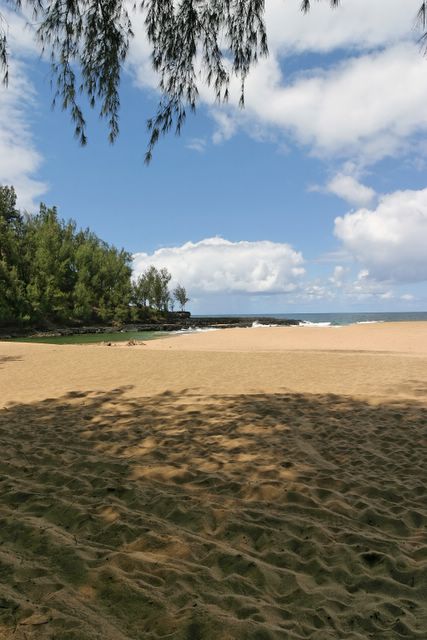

[7,312,427,344]
[201,312,427,327]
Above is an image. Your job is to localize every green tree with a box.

[0,186,21,225]
[132,265,173,313]
[24,205,77,323]
[132,265,158,310]
[0,187,27,325]
[73,231,132,323]
[1,184,190,329]
[0,185,133,327]
[155,268,172,311]
[173,284,190,312]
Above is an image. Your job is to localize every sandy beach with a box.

[0,322,426,639]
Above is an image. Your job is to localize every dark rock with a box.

[0,316,300,340]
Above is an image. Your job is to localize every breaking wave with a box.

[299,321,333,327]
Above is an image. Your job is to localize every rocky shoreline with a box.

[0,316,300,340]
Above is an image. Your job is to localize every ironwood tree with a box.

[0,1,425,160]
[0,185,133,326]
[173,284,190,312]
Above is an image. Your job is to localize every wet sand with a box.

[0,322,426,639]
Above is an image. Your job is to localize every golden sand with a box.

[0,322,426,639]
[145,320,427,354]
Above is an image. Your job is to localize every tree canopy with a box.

[133,265,172,313]
[173,284,190,312]
[4,0,424,161]
[0,185,133,326]
[0,186,189,328]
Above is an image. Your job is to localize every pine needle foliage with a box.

[0,1,425,159]
[0,185,133,326]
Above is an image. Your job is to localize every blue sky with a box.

[1,0,427,313]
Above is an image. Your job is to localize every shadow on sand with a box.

[0,388,426,639]
[0,355,22,369]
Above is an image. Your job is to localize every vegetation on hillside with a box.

[0,186,189,328]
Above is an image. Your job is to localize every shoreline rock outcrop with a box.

[0,316,300,339]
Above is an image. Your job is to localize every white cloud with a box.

[334,187,427,283]
[132,235,422,311]
[211,111,238,145]
[126,1,427,165]
[314,249,353,264]
[128,0,421,78]
[126,12,158,90]
[329,265,348,288]
[326,174,376,206]
[236,43,427,163]
[186,137,206,153]
[0,59,48,210]
[133,237,305,295]
[285,269,396,305]
[1,7,38,56]
[347,273,394,301]
[265,0,420,54]
[330,269,397,302]
[299,282,333,301]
